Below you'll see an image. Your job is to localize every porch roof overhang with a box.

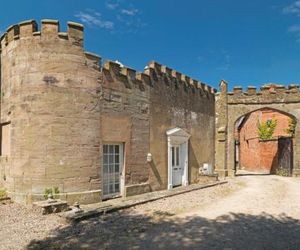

[166,127,191,144]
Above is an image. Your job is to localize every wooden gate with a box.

[277,137,293,176]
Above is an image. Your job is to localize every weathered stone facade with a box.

[216,83,300,177]
[0,19,216,204]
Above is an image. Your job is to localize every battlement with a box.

[146,61,217,94]
[225,83,300,104]
[0,19,84,51]
[102,60,216,97]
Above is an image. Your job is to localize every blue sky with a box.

[0,0,300,90]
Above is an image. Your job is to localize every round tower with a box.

[0,19,102,204]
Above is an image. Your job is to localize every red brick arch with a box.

[234,108,296,174]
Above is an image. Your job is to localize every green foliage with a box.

[0,189,7,199]
[285,118,296,137]
[276,168,290,177]
[43,187,60,199]
[257,118,277,140]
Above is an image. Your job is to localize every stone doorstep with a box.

[61,180,228,222]
[33,199,70,215]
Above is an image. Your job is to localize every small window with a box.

[0,122,11,156]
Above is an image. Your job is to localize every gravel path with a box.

[1,175,300,250]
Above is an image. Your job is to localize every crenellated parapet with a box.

[146,61,216,96]
[0,19,85,51]
[226,84,300,104]
[0,19,101,72]
[102,59,216,98]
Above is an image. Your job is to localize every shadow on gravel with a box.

[27,212,300,250]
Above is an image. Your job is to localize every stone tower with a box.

[0,19,102,204]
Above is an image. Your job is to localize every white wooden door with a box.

[171,145,182,186]
[103,144,123,198]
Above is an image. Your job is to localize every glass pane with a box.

[109,184,114,193]
[115,183,120,192]
[171,147,175,166]
[115,145,119,154]
[104,165,109,173]
[109,145,114,154]
[115,164,119,173]
[176,147,179,166]
[115,154,119,164]
[103,145,108,154]
[103,155,109,164]
[109,155,114,164]
[109,164,114,174]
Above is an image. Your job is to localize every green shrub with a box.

[44,187,60,199]
[285,118,296,137]
[257,118,277,140]
[276,168,290,177]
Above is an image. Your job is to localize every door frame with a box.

[166,128,190,190]
[101,142,125,199]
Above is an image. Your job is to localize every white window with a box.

[103,144,123,198]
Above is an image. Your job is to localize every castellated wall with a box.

[0,20,102,204]
[101,60,216,195]
[147,62,216,190]
[215,83,300,177]
[0,19,216,204]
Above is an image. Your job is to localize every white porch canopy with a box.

[166,127,191,189]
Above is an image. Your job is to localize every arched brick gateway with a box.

[215,80,300,178]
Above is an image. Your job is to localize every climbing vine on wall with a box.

[257,118,277,140]
[285,118,296,137]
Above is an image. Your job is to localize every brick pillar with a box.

[215,80,228,178]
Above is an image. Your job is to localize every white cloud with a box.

[283,1,300,16]
[288,24,300,32]
[121,8,138,16]
[106,2,119,10]
[75,10,114,30]
[288,25,300,42]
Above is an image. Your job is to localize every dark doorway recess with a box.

[277,137,293,176]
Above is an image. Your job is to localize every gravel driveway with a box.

[1,175,300,250]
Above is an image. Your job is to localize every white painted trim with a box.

[101,143,124,199]
[167,137,173,190]
[166,128,190,189]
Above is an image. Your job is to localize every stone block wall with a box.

[216,83,300,177]
[0,18,217,204]
[0,20,102,204]
[147,62,216,190]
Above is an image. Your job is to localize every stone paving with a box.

[63,178,224,221]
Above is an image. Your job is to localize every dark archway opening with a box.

[234,108,296,176]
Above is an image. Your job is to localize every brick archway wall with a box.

[215,82,300,177]
[236,108,294,173]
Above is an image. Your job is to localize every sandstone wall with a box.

[101,61,151,196]
[0,18,217,204]
[0,20,102,204]
[147,62,216,190]
[216,83,300,177]
[101,60,216,194]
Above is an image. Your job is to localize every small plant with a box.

[276,168,290,177]
[43,187,60,199]
[257,118,277,140]
[285,118,296,137]
[0,188,7,199]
